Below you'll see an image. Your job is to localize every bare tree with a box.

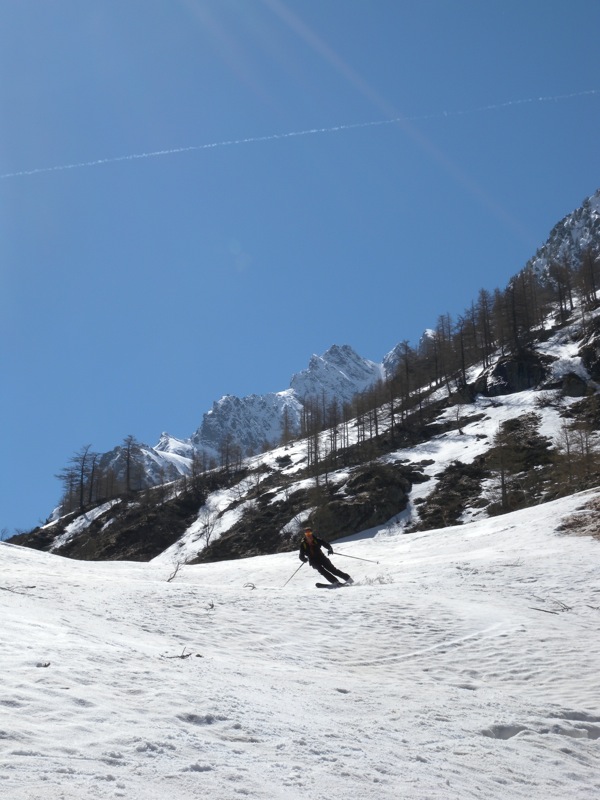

[86,451,99,506]
[198,508,217,548]
[280,404,295,447]
[122,435,142,494]
[55,465,78,514]
[73,444,92,513]
[475,288,494,367]
[57,444,98,515]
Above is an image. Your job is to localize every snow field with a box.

[1,490,599,799]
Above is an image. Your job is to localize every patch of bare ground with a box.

[557,495,600,541]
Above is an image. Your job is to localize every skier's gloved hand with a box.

[327,548,333,555]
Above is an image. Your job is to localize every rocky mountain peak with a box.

[528,188,600,276]
[290,343,383,403]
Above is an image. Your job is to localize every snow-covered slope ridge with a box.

[1,491,599,799]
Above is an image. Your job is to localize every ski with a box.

[315,582,349,589]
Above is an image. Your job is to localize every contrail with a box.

[1,89,597,180]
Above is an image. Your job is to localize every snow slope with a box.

[1,492,599,799]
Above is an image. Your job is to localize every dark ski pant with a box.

[309,556,350,584]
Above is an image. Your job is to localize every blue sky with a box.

[1,0,599,536]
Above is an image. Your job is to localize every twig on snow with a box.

[530,594,572,613]
[162,647,193,660]
[167,562,183,583]
[528,606,560,615]
[554,600,572,612]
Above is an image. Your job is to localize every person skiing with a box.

[298,527,352,585]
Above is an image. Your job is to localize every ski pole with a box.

[331,551,379,564]
[282,561,305,587]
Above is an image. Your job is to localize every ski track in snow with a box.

[1,491,600,799]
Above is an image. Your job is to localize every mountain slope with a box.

[14,292,600,564]
[83,189,600,501]
[13,187,600,557]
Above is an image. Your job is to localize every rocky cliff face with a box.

[528,189,600,275]
[188,390,303,458]
[290,344,384,402]
[189,345,384,460]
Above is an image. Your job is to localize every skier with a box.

[298,527,352,585]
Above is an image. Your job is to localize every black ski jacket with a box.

[299,535,333,564]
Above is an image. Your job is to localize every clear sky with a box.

[1,0,599,536]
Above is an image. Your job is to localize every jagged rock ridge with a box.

[528,188,600,276]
